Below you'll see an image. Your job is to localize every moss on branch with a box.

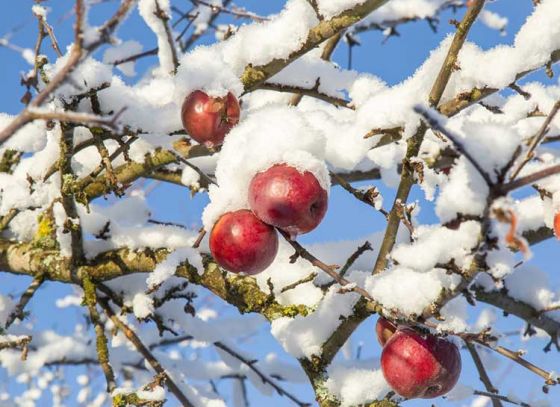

[0,241,309,321]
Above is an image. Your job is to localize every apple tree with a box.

[0,0,560,406]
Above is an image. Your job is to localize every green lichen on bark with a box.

[0,149,21,173]
[33,210,58,250]
[112,393,140,407]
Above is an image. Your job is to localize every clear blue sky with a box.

[0,1,558,406]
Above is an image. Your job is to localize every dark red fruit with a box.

[209,209,278,275]
[181,90,240,147]
[248,164,328,236]
[376,317,397,347]
[381,327,461,399]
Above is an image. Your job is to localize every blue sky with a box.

[1,1,559,406]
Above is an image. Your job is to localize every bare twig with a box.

[331,172,388,216]
[191,0,267,22]
[257,81,352,109]
[510,100,560,180]
[472,391,531,407]
[474,339,559,386]
[98,296,196,407]
[213,341,311,407]
[27,107,126,131]
[32,7,63,57]
[339,241,372,279]
[0,0,136,145]
[278,229,377,303]
[499,163,560,194]
[280,272,318,293]
[414,105,493,186]
[183,0,233,51]
[3,274,45,330]
[192,227,206,249]
[465,342,503,407]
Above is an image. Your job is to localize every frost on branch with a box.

[0,0,560,406]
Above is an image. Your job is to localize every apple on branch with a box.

[181,90,240,148]
[210,209,278,275]
[249,164,328,237]
[381,327,461,399]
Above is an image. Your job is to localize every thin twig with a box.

[0,0,136,145]
[98,296,196,407]
[257,81,352,109]
[330,172,388,216]
[191,0,267,22]
[3,274,45,329]
[472,390,531,407]
[339,241,372,279]
[192,227,206,249]
[280,272,318,293]
[183,0,233,51]
[32,8,63,57]
[28,108,125,131]
[474,339,559,386]
[278,229,376,302]
[414,105,493,186]
[510,100,560,180]
[465,341,503,407]
[499,163,560,194]
[213,341,311,407]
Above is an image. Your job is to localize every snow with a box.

[132,293,154,319]
[138,0,176,74]
[504,265,557,311]
[147,247,203,288]
[391,221,481,272]
[271,284,361,358]
[137,386,165,401]
[436,157,490,223]
[31,5,47,18]
[103,40,143,77]
[480,10,508,34]
[324,365,390,407]
[181,165,201,189]
[365,267,462,316]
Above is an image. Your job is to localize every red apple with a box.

[248,164,328,236]
[376,317,397,347]
[554,212,560,240]
[381,327,461,399]
[181,90,240,147]
[209,209,278,275]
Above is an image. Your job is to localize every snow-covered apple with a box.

[375,317,397,347]
[209,209,278,275]
[381,327,461,399]
[181,90,240,147]
[248,164,328,236]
